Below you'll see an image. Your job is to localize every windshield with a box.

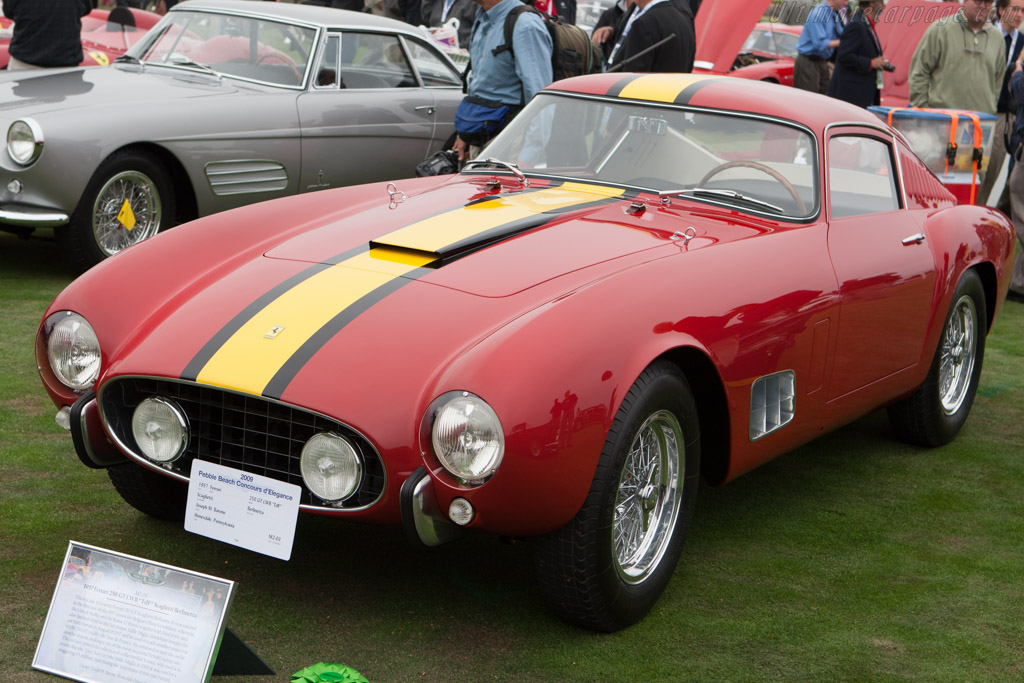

[477,93,819,219]
[127,10,317,87]
[741,28,800,58]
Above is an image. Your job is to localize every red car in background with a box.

[743,21,802,61]
[694,0,955,99]
[0,7,161,69]
[694,0,796,86]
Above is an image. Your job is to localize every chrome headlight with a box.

[7,118,44,166]
[430,392,504,483]
[132,397,189,463]
[300,432,363,502]
[44,312,101,391]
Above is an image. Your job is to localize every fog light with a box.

[7,179,23,194]
[132,397,188,463]
[300,432,362,503]
[448,497,474,526]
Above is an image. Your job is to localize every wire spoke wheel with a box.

[535,361,699,631]
[937,293,976,415]
[92,170,162,257]
[887,269,986,447]
[613,410,682,584]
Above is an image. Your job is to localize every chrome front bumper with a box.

[65,392,129,469]
[400,467,465,548]
[0,203,69,227]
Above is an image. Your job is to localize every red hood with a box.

[55,177,681,404]
[694,0,774,73]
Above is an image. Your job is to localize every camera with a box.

[881,59,895,73]
[415,150,459,177]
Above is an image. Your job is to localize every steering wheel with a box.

[698,160,807,215]
[255,53,302,83]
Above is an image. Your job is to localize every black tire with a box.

[107,461,188,522]
[534,361,700,632]
[887,269,986,447]
[58,149,175,272]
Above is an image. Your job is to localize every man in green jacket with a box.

[909,0,1004,113]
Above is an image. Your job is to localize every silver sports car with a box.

[0,0,463,270]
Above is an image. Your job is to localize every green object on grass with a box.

[291,662,370,683]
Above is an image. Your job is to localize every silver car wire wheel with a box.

[938,292,977,416]
[612,409,683,585]
[91,170,162,257]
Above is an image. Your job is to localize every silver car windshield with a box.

[129,11,316,87]
[478,93,820,219]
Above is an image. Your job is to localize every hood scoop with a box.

[369,212,552,268]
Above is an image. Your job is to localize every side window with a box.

[314,33,341,88]
[828,135,900,218]
[339,32,416,89]
[404,38,461,87]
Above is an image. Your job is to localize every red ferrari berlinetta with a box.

[36,74,1015,631]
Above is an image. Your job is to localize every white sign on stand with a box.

[184,460,301,561]
[33,542,234,683]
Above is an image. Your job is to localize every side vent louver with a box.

[205,160,288,196]
[749,370,795,441]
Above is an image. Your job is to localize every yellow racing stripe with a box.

[375,181,625,252]
[193,182,625,396]
[616,73,722,104]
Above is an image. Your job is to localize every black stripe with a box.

[261,272,427,400]
[437,194,625,260]
[606,74,644,98]
[673,78,718,106]
[180,244,369,381]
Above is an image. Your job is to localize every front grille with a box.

[99,377,385,509]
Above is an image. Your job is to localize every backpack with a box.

[493,6,601,86]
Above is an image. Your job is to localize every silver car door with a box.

[400,35,464,153]
[296,30,436,191]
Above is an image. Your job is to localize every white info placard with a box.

[185,460,301,561]
[33,541,234,683]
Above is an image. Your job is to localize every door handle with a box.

[414,105,436,115]
[902,233,926,246]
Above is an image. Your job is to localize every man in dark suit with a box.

[605,0,694,73]
[827,0,888,108]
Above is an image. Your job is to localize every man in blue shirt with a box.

[452,0,553,161]
[794,0,847,94]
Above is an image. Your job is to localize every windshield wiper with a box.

[661,187,784,214]
[463,158,530,188]
[114,53,142,66]
[164,54,218,77]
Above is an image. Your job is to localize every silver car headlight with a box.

[132,397,189,463]
[300,432,363,502]
[7,118,44,166]
[44,312,101,391]
[430,392,504,483]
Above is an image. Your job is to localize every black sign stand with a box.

[212,627,275,677]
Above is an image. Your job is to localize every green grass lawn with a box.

[2,230,1023,682]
